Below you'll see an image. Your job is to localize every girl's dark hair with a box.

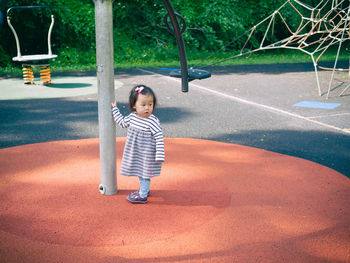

[129,85,157,111]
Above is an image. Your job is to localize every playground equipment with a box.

[7,6,57,85]
[94,0,211,195]
[198,0,349,98]
[162,0,211,92]
[94,0,347,196]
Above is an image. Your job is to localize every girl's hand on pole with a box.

[111,100,117,108]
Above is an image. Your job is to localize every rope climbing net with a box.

[207,0,350,97]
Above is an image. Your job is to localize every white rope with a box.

[207,0,348,65]
[197,0,349,97]
[205,0,349,78]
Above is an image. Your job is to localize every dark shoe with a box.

[130,190,150,197]
[127,191,147,204]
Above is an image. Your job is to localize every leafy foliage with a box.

[0,0,338,69]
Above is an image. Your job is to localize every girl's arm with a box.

[111,103,130,128]
[148,116,165,162]
[154,130,165,162]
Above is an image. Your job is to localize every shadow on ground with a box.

[0,97,349,179]
[208,129,350,179]
[0,98,192,148]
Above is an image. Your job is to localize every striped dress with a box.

[112,106,164,179]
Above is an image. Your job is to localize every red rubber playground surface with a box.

[1,137,350,262]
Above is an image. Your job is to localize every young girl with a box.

[111,85,165,204]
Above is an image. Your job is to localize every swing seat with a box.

[170,68,211,81]
[7,6,57,85]
[7,6,57,63]
[13,54,58,62]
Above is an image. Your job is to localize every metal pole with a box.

[162,0,189,92]
[94,0,117,195]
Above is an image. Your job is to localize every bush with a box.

[0,0,342,70]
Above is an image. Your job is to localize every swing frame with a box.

[162,0,211,92]
[7,5,57,62]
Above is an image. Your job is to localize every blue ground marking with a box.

[157,68,180,70]
[293,101,341,109]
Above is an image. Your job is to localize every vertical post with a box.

[162,0,189,92]
[94,0,117,195]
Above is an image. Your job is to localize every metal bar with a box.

[48,15,54,56]
[7,6,53,15]
[7,5,55,59]
[6,15,21,58]
[162,0,189,92]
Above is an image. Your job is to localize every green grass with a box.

[0,46,348,76]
